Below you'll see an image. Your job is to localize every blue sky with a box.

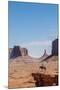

[8,1,58,57]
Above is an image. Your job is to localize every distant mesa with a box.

[21,48,28,56]
[10,46,22,58]
[9,38,58,60]
[9,46,28,59]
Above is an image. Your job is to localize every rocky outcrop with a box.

[9,46,28,59]
[39,50,48,61]
[41,39,58,62]
[52,39,58,56]
[9,38,58,59]
[21,48,28,56]
[32,73,58,86]
[10,46,22,58]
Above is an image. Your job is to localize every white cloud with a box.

[21,40,52,47]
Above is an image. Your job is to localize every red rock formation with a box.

[21,48,28,56]
[32,73,58,87]
[10,46,22,58]
[52,39,58,56]
[39,50,48,61]
[9,46,28,58]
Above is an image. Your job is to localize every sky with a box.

[8,1,58,57]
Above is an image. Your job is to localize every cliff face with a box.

[10,46,22,58]
[21,48,28,56]
[52,39,58,56]
[9,46,28,59]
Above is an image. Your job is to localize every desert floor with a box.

[8,56,58,89]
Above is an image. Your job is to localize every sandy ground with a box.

[8,56,58,88]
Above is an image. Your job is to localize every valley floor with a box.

[8,56,58,89]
